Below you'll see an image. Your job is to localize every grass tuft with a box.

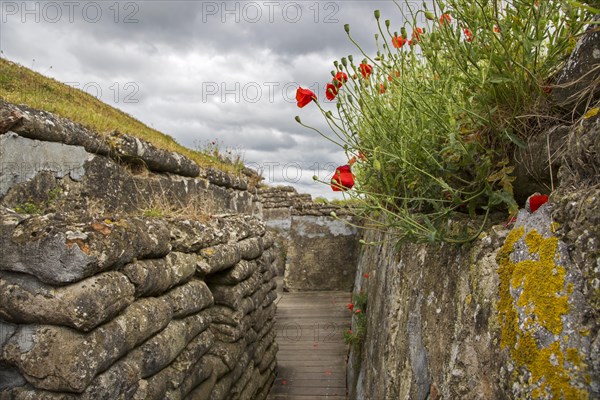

[0,58,239,174]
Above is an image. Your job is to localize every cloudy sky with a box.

[0,0,419,198]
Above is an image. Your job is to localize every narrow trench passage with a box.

[267,277,352,400]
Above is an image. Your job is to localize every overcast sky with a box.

[0,0,419,199]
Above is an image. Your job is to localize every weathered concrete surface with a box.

[0,101,261,218]
[258,185,359,286]
[0,100,111,156]
[285,215,360,291]
[0,214,279,398]
[0,98,277,399]
[108,130,200,177]
[348,222,511,400]
[0,271,135,331]
[0,210,171,284]
[0,132,88,197]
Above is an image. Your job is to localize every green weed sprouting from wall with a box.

[296,0,594,243]
[344,291,368,350]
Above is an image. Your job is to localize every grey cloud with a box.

[0,0,413,198]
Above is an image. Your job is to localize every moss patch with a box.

[496,227,588,399]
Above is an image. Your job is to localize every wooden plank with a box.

[268,287,350,400]
[268,396,346,400]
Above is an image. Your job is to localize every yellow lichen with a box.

[511,231,568,335]
[524,230,543,254]
[497,226,524,349]
[566,348,584,368]
[496,227,588,399]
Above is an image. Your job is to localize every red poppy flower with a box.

[360,63,373,79]
[379,83,386,94]
[463,28,473,42]
[407,39,414,46]
[439,14,451,24]
[347,303,354,310]
[296,86,316,108]
[354,308,362,314]
[387,70,400,81]
[331,164,354,191]
[334,71,348,87]
[363,273,369,278]
[348,156,357,166]
[526,194,549,213]
[358,151,367,161]
[347,329,353,335]
[493,25,500,33]
[412,27,423,42]
[392,36,405,49]
[326,83,338,101]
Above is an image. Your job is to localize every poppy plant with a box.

[412,27,423,42]
[388,70,401,81]
[463,28,473,42]
[334,71,348,87]
[296,86,316,108]
[392,36,405,48]
[331,164,355,191]
[326,83,339,101]
[360,63,373,79]
[526,193,549,213]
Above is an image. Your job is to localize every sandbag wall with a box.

[0,102,277,399]
[258,186,360,291]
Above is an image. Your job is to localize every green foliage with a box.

[143,208,164,218]
[300,0,592,242]
[195,139,245,172]
[314,196,330,204]
[344,292,368,349]
[14,202,42,215]
[47,187,62,204]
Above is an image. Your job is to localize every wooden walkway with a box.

[268,278,352,400]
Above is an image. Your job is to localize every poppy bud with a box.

[330,211,337,217]
[375,33,379,40]
[294,116,302,123]
[385,19,390,28]
[341,57,348,66]
[333,60,339,68]
[344,24,350,33]
[425,11,435,20]
[374,10,380,20]
[401,26,407,39]
[331,70,335,77]
[359,239,366,245]
[312,175,318,181]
